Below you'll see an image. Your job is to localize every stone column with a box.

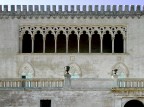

[43,37,46,53]
[100,37,103,53]
[66,36,68,53]
[31,36,34,53]
[78,37,80,53]
[55,37,57,53]
[19,36,22,53]
[89,36,91,53]
[123,37,126,53]
[112,37,114,53]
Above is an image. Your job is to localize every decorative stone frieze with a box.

[112,87,144,96]
[19,25,127,38]
[0,5,143,19]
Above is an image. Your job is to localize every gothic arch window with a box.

[68,63,82,78]
[68,31,78,53]
[57,31,66,53]
[34,31,43,53]
[114,31,124,53]
[45,31,55,53]
[91,31,100,53]
[19,25,127,54]
[112,62,129,78]
[80,31,89,53]
[124,100,144,107]
[22,31,32,53]
[19,63,35,78]
[103,31,112,53]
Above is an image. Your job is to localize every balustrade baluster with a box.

[0,78,64,89]
[141,80,144,87]
[130,81,132,87]
[0,81,1,87]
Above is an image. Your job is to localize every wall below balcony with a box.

[0,90,113,107]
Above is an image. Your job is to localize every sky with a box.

[0,0,144,5]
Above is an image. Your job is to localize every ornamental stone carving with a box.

[19,62,35,78]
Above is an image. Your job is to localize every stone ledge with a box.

[112,87,144,92]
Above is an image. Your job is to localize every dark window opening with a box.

[21,76,26,87]
[40,100,51,107]
[22,31,32,53]
[80,31,89,53]
[91,31,100,53]
[45,31,55,53]
[57,31,66,53]
[114,31,124,53]
[22,76,26,79]
[124,100,144,107]
[34,31,43,53]
[103,31,112,53]
[68,31,78,53]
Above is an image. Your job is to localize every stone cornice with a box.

[0,5,143,19]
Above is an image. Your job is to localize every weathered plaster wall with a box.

[0,16,144,78]
[0,90,114,107]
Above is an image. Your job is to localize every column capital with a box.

[31,36,34,40]
[112,36,115,39]
[43,36,46,40]
[100,36,103,39]
[77,37,80,40]
[89,36,92,39]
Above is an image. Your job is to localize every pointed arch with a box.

[57,31,66,53]
[103,31,112,53]
[22,31,32,53]
[112,62,129,78]
[91,31,100,53]
[68,31,78,53]
[34,31,43,53]
[68,63,82,78]
[45,31,55,53]
[80,31,89,53]
[114,31,124,53]
[19,63,35,78]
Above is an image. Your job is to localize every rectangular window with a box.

[40,100,51,107]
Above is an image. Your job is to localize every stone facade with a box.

[0,5,144,107]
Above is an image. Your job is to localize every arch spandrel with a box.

[68,28,79,36]
[91,28,101,36]
[19,63,35,78]
[103,29,114,37]
[55,28,67,36]
[33,29,44,37]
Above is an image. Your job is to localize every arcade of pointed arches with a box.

[19,25,127,53]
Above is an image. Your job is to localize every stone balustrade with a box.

[0,78,64,88]
[117,78,144,88]
[0,5,143,18]
[1,78,144,90]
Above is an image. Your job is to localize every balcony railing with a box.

[112,78,144,92]
[0,78,64,89]
[117,78,144,88]
[1,78,144,91]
